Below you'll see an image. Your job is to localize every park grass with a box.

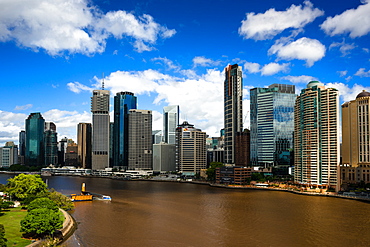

[0,208,32,247]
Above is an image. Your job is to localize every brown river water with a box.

[1,174,370,246]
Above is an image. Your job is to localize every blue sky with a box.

[1,0,370,145]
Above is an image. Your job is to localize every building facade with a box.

[163,105,179,145]
[235,129,250,167]
[250,84,295,169]
[0,142,18,168]
[176,121,206,176]
[128,109,153,170]
[113,92,137,168]
[216,166,252,185]
[294,81,339,189]
[77,123,92,169]
[18,130,26,164]
[341,90,370,185]
[153,142,176,172]
[91,90,110,170]
[224,64,243,165]
[44,129,58,166]
[25,112,45,166]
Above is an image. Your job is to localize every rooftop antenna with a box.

[102,72,105,90]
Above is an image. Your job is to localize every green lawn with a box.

[0,208,32,247]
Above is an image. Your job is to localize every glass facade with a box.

[113,91,137,167]
[163,105,179,145]
[25,112,45,166]
[250,84,296,168]
[44,130,58,166]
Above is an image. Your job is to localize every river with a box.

[1,174,370,246]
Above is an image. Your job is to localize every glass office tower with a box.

[25,112,45,166]
[250,84,296,169]
[163,105,179,145]
[113,91,137,168]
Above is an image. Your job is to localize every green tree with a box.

[48,189,74,211]
[27,198,58,212]
[6,174,48,203]
[20,208,63,237]
[0,224,7,247]
[206,162,224,181]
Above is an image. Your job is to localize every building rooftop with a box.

[356,90,370,99]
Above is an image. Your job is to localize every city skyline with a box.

[1,0,370,145]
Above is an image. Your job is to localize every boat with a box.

[70,183,93,202]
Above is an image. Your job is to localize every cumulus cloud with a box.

[0,0,175,55]
[14,104,33,111]
[261,63,290,76]
[0,111,27,145]
[320,0,370,38]
[67,82,94,93]
[239,1,324,40]
[244,62,261,73]
[355,68,370,77]
[281,75,318,84]
[268,37,326,67]
[326,82,370,103]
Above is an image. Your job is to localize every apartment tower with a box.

[77,123,92,169]
[224,64,243,165]
[91,90,110,170]
[294,81,339,189]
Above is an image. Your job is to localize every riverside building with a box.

[294,81,339,189]
[224,64,243,165]
[25,112,45,166]
[163,105,179,144]
[77,123,92,169]
[91,89,110,170]
[250,84,295,172]
[341,90,370,185]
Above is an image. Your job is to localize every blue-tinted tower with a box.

[25,112,45,166]
[113,92,137,168]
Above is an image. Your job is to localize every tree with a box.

[0,224,7,247]
[206,162,224,181]
[6,174,48,203]
[48,189,74,211]
[27,198,58,212]
[20,208,63,237]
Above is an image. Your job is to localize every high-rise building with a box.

[176,121,206,176]
[25,112,45,166]
[152,130,163,144]
[153,142,176,172]
[341,90,370,185]
[45,122,56,132]
[77,123,92,169]
[91,90,110,170]
[294,81,339,189]
[58,137,68,166]
[128,109,153,170]
[250,84,296,170]
[163,105,179,144]
[44,123,58,166]
[224,64,243,165]
[113,91,137,168]
[235,129,250,167]
[65,142,78,167]
[0,142,18,168]
[18,130,26,164]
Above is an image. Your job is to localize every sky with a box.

[1,0,370,146]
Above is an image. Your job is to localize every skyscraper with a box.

[0,142,18,168]
[294,81,339,189]
[128,109,153,170]
[224,64,243,165]
[44,122,58,166]
[341,90,370,184]
[113,91,137,168]
[250,84,296,170]
[77,123,92,169]
[19,130,26,164]
[91,89,110,170]
[25,112,45,166]
[163,105,179,144]
[176,121,206,176]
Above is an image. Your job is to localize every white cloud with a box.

[268,37,326,67]
[239,1,324,40]
[320,0,370,38]
[326,82,370,103]
[152,57,181,71]
[329,41,356,56]
[192,56,220,67]
[0,111,27,145]
[244,62,261,73]
[0,0,175,55]
[337,70,348,77]
[261,62,290,76]
[14,104,33,111]
[281,75,318,84]
[67,82,94,93]
[354,68,370,77]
